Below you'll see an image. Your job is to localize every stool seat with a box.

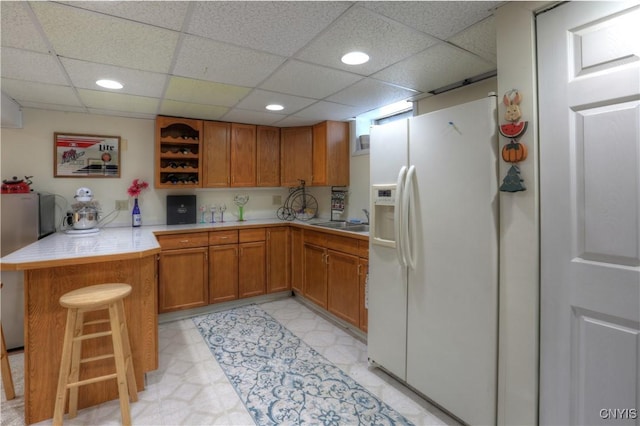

[59,283,132,309]
[53,283,137,425]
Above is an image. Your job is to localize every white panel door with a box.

[538,2,640,425]
[406,97,499,426]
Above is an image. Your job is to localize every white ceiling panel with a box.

[77,89,160,114]
[448,16,497,64]
[30,2,179,73]
[61,58,168,98]
[235,90,317,115]
[173,35,286,87]
[296,6,438,76]
[1,79,81,106]
[1,48,68,85]
[372,43,496,93]
[361,1,501,40]
[0,2,50,53]
[294,101,370,121]
[1,1,502,125]
[222,109,286,127]
[326,78,418,108]
[87,108,156,120]
[186,2,352,56]
[159,100,229,121]
[58,1,190,31]
[164,77,251,107]
[260,60,363,99]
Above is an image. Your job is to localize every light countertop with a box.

[0,219,368,271]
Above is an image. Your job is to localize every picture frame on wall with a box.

[54,133,121,177]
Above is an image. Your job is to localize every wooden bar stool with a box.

[53,283,138,425]
[1,282,15,400]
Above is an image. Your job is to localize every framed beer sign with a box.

[54,133,121,177]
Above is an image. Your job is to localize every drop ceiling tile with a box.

[20,102,88,114]
[294,101,370,121]
[164,76,251,107]
[1,78,81,106]
[235,90,316,115]
[159,100,229,121]
[61,58,168,97]
[30,2,179,73]
[1,48,68,85]
[274,116,324,127]
[296,6,438,76]
[58,1,190,31]
[372,43,496,93]
[86,108,156,120]
[326,79,418,108]
[0,2,49,52]
[187,2,351,56]
[173,35,286,87]
[222,109,286,127]
[362,1,501,40]
[260,60,363,99]
[77,89,159,115]
[448,16,497,64]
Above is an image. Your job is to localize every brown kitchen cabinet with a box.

[303,241,328,308]
[155,116,203,189]
[157,232,209,312]
[359,258,368,332]
[312,120,350,186]
[209,230,239,303]
[231,123,257,187]
[280,126,313,187]
[202,121,231,187]
[290,227,303,293]
[238,228,266,298]
[257,126,280,187]
[327,249,360,326]
[266,226,290,293]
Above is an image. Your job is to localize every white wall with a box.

[0,109,306,228]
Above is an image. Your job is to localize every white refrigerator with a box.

[368,96,499,425]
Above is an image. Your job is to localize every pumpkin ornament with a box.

[499,89,528,192]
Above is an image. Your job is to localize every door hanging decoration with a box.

[499,90,528,192]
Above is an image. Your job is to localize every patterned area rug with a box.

[193,305,414,426]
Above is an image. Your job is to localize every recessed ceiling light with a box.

[266,104,284,111]
[341,51,369,65]
[96,79,123,89]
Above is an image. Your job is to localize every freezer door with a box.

[1,193,39,255]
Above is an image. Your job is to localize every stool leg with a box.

[109,302,133,426]
[67,309,85,419]
[1,323,15,400]
[116,299,138,403]
[53,308,78,425]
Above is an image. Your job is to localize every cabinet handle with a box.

[240,247,243,257]
[358,264,361,275]
[234,247,238,257]
[180,239,190,243]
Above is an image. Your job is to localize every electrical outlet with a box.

[116,200,129,211]
[272,195,282,205]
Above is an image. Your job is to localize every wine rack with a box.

[155,117,203,188]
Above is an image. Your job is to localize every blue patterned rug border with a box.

[193,304,414,426]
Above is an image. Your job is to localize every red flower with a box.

[127,179,149,198]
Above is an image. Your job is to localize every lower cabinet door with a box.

[267,227,290,293]
[303,243,327,308]
[359,258,368,332]
[209,244,239,303]
[159,247,209,313]
[239,241,266,298]
[327,249,359,326]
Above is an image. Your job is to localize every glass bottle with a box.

[132,198,142,227]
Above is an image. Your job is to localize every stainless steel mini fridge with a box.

[1,192,55,349]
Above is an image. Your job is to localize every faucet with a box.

[362,209,369,224]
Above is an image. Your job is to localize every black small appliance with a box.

[166,195,196,225]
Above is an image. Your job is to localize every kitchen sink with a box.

[312,222,369,232]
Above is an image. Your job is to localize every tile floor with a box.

[2,296,459,425]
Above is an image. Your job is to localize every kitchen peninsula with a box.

[0,219,369,424]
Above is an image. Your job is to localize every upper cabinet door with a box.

[280,126,312,187]
[230,123,257,187]
[257,126,280,187]
[312,120,350,186]
[202,121,230,187]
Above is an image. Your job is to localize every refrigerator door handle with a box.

[403,165,417,270]
[395,166,408,266]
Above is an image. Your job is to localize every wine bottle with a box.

[132,198,142,227]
